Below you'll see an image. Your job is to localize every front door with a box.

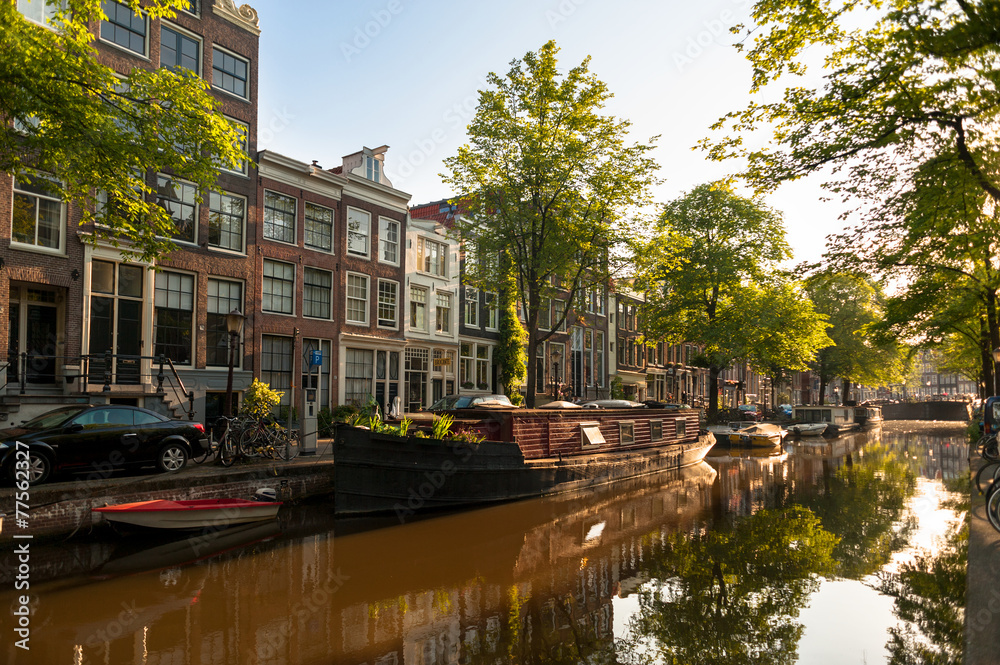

[7,286,61,385]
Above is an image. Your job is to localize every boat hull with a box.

[93,499,282,530]
[332,428,716,517]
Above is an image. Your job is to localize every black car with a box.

[0,404,208,485]
[428,394,516,412]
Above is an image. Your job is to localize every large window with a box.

[220,117,248,176]
[212,46,249,99]
[410,286,428,331]
[538,297,551,330]
[261,335,293,410]
[18,0,61,26]
[464,288,479,327]
[377,280,398,328]
[11,175,63,251]
[160,25,199,73]
[263,190,295,243]
[303,268,332,319]
[262,259,294,314]
[460,342,491,391]
[379,218,399,264]
[154,271,194,365]
[347,207,370,257]
[553,299,567,331]
[595,330,605,387]
[101,1,146,56]
[305,202,333,252]
[436,292,451,334]
[418,237,447,276]
[208,190,245,252]
[344,348,374,406]
[206,278,242,367]
[485,292,498,330]
[156,174,197,243]
[346,273,369,324]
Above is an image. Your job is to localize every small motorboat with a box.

[789,422,829,437]
[93,498,282,531]
[743,422,786,447]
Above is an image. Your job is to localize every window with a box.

[418,237,447,276]
[365,155,381,183]
[178,0,199,15]
[262,259,294,314]
[460,342,492,391]
[154,271,194,365]
[377,280,398,328]
[344,348,374,406]
[305,202,333,252]
[346,273,369,324]
[263,190,295,243]
[650,420,663,442]
[160,25,199,73]
[261,335,293,409]
[410,285,428,331]
[101,1,146,56]
[595,287,606,316]
[347,207,370,257]
[12,175,63,251]
[17,0,61,26]
[208,190,245,252]
[617,337,625,365]
[436,292,451,333]
[212,46,249,99]
[206,278,242,367]
[676,418,687,438]
[215,116,249,176]
[595,330,605,387]
[619,421,635,445]
[553,299,566,331]
[538,298,551,330]
[476,345,490,390]
[464,288,479,327]
[379,218,399,264]
[156,174,197,243]
[303,268,332,319]
[485,292,498,330]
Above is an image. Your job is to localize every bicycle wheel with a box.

[976,461,1000,495]
[218,430,236,467]
[983,435,1000,462]
[275,429,299,461]
[987,482,1000,533]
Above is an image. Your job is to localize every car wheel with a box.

[10,451,52,485]
[157,443,188,473]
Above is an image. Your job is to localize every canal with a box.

[1,421,968,664]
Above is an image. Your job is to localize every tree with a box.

[803,271,907,404]
[704,0,1000,390]
[632,181,828,419]
[495,250,527,405]
[2,0,247,263]
[443,41,659,406]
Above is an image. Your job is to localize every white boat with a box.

[854,405,883,427]
[92,498,282,530]
[709,421,784,447]
[789,422,829,437]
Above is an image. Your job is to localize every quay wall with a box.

[882,401,971,422]
[0,459,335,543]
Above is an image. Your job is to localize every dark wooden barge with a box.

[332,406,716,517]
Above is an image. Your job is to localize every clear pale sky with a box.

[252,0,851,266]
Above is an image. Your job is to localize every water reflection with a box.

[0,423,969,665]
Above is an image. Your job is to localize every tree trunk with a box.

[818,373,828,405]
[525,328,538,408]
[708,366,720,419]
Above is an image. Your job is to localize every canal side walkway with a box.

[967,455,1000,665]
[0,437,337,544]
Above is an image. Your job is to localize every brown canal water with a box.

[1,421,968,664]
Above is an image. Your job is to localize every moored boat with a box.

[332,406,716,517]
[789,422,829,437]
[92,498,282,530]
[791,405,860,435]
[854,405,884,427]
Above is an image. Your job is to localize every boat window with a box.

[649,420,662,442]
[619,421,635,445]
[581,423,605,448]
[675,418,686,438]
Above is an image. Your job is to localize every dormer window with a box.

[365,155,381,183]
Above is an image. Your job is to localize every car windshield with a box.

[20,406,91,430]
[430,396,474,411]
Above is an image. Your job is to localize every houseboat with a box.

[791,405,860,436]
[854,404,884,427]
[332,406,716,516]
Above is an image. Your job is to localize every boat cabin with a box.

[792,405,858,433]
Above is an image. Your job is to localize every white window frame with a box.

[17,0,62,27]
[159,20,202,76]
[305,202,334,253]
[303,267,333,320]
[346,207,371,258]
[11,173,66,255]
[464,287,479,328]
[263,189,296,244]
[262,259,295,315]
[155,173,198,245]
[220,116,249,176]
[345,272,370,325]
[99,1,149,57]
[208,189,246,254]
[377,279,399,329]
[436,291,452,334]
[418,236,448,277]
[485,291,499,331]
[410,285,428,332]
[211,44,250,101]
[378,217,399,265]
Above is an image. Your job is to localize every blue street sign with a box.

[309,349,323,367]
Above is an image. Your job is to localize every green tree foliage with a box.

[443,41,659,406]
[803,271,907,404]
[2,0,247,263]
[496,250,527,405]
[633,181,829,418]
[705,0,1000,395]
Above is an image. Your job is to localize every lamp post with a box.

[223,308,245,418]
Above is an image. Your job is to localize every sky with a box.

[251,0,853,267]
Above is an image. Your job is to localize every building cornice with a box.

[212,0,261,35]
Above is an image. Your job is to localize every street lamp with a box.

[223,308,245,418]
